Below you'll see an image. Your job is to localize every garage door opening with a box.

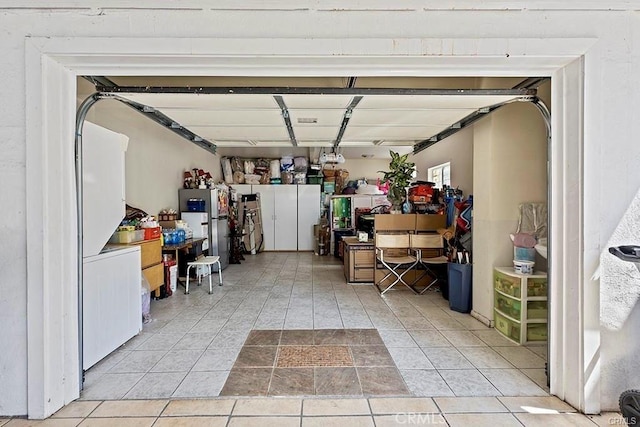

[24,36,592,418]
[75,75,552,401]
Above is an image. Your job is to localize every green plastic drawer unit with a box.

[494,292,521,320]
[494,309,521,343]
[526,323,548,341]
[527,301,548,320]
[494,269,521,298]
[527,277,548,297]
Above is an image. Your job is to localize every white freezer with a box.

[82,246,141,370]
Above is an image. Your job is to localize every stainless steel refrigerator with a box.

[179,188,229,271]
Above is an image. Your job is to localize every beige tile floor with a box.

[4,253,617,424]
[81,252,550,400]
[2,397,621,426]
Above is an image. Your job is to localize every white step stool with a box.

[185,256,223,294]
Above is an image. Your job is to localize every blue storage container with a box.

[187,198,205,211]
[448,262,472,313]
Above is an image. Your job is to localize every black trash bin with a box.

[448,262,472,313]
[333,230,356,259]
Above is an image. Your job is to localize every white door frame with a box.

[24,36,597,418]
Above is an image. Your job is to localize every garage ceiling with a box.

[84,76,545,158]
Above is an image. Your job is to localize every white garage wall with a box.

[472,102,549,321]
[413,126,474,195]
[4,1,640,416]
[340,158,390,183]
[80,98,222,216]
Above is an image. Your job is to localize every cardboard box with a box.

[158,213,177,221]
[159,220,179,229]
[416,214,446,231]
[374,214,416,231]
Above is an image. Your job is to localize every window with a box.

[427,162,451,189]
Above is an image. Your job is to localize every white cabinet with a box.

[297,185,321,250]
[242,184,320,251]
[255,185,298,250]
[82,121,129,257]
[232,184,252,196]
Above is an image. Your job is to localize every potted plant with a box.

[379,150,415,212]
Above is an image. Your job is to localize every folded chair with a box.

[409,233,448,294]
[375,233,419,295]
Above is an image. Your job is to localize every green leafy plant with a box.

[379,150,415,210]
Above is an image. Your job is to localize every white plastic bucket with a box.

[513,260,535,275]
[169,265,178,293]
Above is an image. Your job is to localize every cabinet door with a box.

[274,185,298,250]
[297,185,321,250]
[138,238,161,269]
[256,185,275,251]
[233,184,252,196]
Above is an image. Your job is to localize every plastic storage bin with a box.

[308,175,323,185]
[494,309,521,342]
[493,267,548,344]
[187,198,205,211]
[526,323,548,341]
[132,230,145,242]
[527,301,548,319]
[144,226,161,240]
[448,262,472,313]
[494,269,522,298]
[109,230,136,244]
[494,292,521,319]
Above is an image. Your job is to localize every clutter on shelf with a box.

[158,208,177,222]
[109,210,162,244]
[323,166,349,194]
[183,168,215,189]
[440,191,473,265]
[221,155,313,185]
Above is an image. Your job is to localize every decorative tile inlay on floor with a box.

[219,329,410,397]
[277,345,353,367]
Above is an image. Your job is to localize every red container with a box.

[409,183,434,203]
[409,183,434,197]
[144,226,161,240]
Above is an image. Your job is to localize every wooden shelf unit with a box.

[119,238,164,296]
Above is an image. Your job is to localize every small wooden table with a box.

[162,238,207,286]
[343,237,375,284]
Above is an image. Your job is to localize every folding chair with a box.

[375,233,419,295]
[410,233,448,294]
